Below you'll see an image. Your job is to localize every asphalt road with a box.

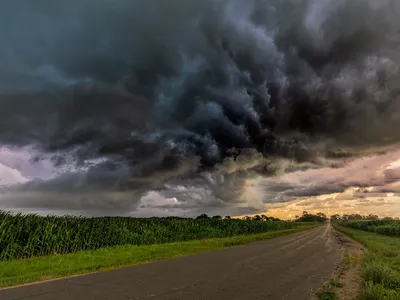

[1,224,342,300]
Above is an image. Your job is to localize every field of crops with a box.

[339,219,400,237]
[0,211,308,261]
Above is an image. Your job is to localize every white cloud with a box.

[0,146,56,180]
[0,163,28,185]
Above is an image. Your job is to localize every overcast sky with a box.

[1,0,400,218]
[1,146,399,219]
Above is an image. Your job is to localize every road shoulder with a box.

[333,230,364,300]
[312,226,364,300]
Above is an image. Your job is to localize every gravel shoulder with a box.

[334,231,364,300]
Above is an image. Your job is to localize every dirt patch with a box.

[333,231,365,300]
[310,227,365,300]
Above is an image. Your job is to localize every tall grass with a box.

[0,210,306,261]
[333,223,400,300]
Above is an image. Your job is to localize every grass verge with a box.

[0,224,317,288]
[332,224,400,300]
[314,278,342,300]
[315,289,337,300]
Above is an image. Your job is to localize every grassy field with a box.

[0,224,317,288]
[339,220,400,238]
[333,223,400,300]
[0,210,311,261]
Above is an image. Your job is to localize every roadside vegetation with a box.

[315,289,337,300]
[314,279,343,300]
[332,216,400,300]
[339,219,400,238]
[0,210,316,261]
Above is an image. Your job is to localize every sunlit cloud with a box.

[240,150,400,219]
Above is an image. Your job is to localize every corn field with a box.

[339,220,400,237]
[0,210,306,261]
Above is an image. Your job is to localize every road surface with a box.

[1,224,342,300]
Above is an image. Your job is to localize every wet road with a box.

[0,224,342,300]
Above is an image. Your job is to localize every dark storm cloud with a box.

[1,0,400,215]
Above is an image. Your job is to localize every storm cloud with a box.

[1,0,400,216]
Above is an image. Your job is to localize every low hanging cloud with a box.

[258,150,400,201]
[254,150,400,218]
[1,0,400,216]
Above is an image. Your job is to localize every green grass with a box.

[0,224,317,288]
[332,223,400,300]
[314,278,341,300]
[315,290,337,300]
[330,279,343,288]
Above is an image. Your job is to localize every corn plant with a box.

[0,210,305,261]
[340,220,400,237]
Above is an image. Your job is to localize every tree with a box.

[366,214,379,220]
[330,214,341,221]
[196,213,210,219]
[224,216,231,220]
[212,215,222,219]
[295,211,328,223]
[253,215,262,221]
[348,214,363,220]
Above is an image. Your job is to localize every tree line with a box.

[196,212,399,223]
[293,211,328,223]
[195,213,282,221]
[330,213,399,221]
[197,211,330,223]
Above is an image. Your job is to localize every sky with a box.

[247,150,400,219]
[1,0,400,219]
[1,146,400,219]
